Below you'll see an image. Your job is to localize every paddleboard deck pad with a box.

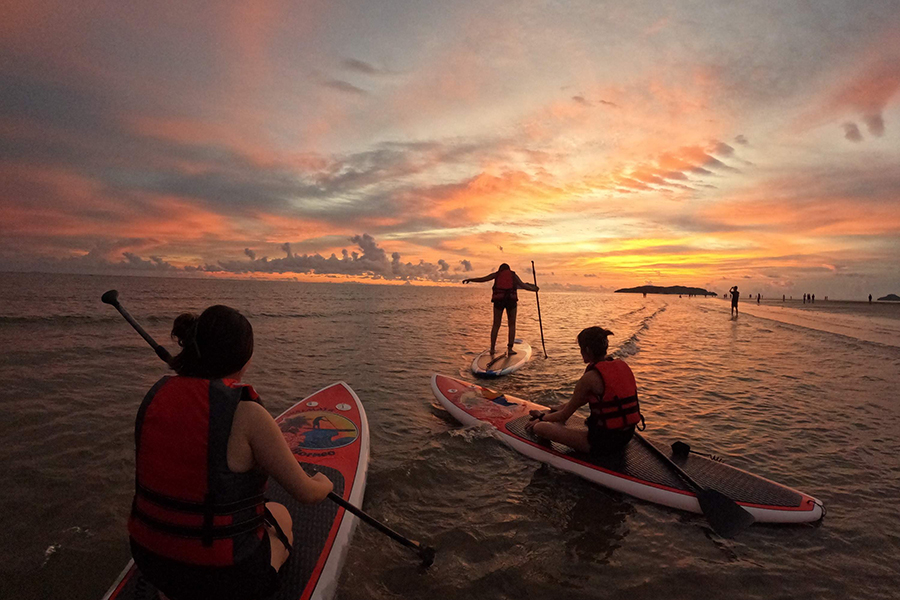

[472,339,532,377]
[432,374,823,524]
[102,382,369,600]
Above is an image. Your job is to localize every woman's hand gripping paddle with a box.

[634,433,755,538]
[101,290,437,567]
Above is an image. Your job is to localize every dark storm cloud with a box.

[572,96,589,105]
[843,122,863,142]
[0,73,115,132]
[341,58,384,76]
[244,248,256,260]
[734,135,749,145]
[7,242,177,274]
[864,114,885,137]
[201,233,469,282]
[711,142,735,156]
[322,79,369,96]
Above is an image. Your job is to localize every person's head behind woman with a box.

[498,263,510,272]
[577,326,614,362]
[170,305,254,379]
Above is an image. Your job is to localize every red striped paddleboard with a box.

[431,374,823,524]
[102,382,369,600]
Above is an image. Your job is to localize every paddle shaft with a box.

[102,290,435,564]
[106,298,173,364]
[327,492,433,560]
[634,432,703,492]
[531,261,547,358]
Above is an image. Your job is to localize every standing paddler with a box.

[463,263,539,356]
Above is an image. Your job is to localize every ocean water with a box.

[1,272,899,600]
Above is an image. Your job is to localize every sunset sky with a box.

[2,0,899,298]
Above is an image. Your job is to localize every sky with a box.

[2,0,899,298]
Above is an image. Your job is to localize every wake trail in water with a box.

[612,305,667,359]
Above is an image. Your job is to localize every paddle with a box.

[531,261,547,358]
[485,352,508,369]
[327,492,435,566]
[634,432,755,538]
[101,290,437,566]
[101,290,172,364]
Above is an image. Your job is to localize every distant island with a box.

[878,294,900,302]
[615,285,716,296]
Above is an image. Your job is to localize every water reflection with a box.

[520,464,633,564]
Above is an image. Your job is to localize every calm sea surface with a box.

[1,273,899,600]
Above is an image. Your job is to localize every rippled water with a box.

[1,273,899,600]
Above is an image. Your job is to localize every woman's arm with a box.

[513,273,538,292]
[527,372,599,427]
[242,402,334,503]
[462,272,497,284]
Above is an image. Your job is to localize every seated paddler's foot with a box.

[489,348,496,355]
[507,347,517,355]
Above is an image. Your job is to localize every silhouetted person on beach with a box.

[463,263,538,356]
[803,294,806,304]
[757,293,760,304]
[783,295,785,302]
[812,294,815,303]
[730,286,740,317]
[870,294,873,304]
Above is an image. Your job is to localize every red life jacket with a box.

[587,359,644,430]
[128,376,267,567]
[492,269,518,302]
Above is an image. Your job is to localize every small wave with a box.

[42,544,60,567]
[448,422,501,442]
[612,305,666,359]
[0,313,172,325]
[618,306,647,319]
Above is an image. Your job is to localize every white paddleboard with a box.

[471,339,532,377]
[432,374,824,525]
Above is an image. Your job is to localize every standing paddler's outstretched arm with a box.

[462,272,498,284]
[513,273,538,293]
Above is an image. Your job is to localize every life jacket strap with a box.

[135,482,265,515]
[131,501,265,541]
[264,505,293,556]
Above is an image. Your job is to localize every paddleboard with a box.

[471,339,532,377]
[102,382,369,600]
[431,374,823,524]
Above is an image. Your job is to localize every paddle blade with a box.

[696,488,756,538]
[419,545,436,568]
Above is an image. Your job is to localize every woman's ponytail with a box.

[169,306,253,379]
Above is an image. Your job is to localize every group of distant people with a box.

[727,289,881,312]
